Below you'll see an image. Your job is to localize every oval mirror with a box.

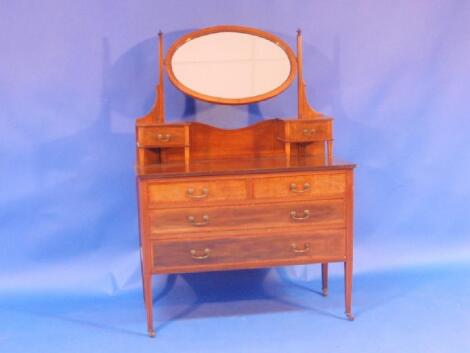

[165,26,297,105]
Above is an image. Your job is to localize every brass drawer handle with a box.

[291,242,311,254]
[190,248,210,260]
[188,215,209,226]
[157,133,171,142]
[186,187,209,199]
[302,128,317,135]
[290,209,310,221]
[289,183,310,193]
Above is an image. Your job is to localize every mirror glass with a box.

[168,30,295,104]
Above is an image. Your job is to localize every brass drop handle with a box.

[302,128,317,135]
[188,215,209,226]
[186,187,209,199]
[290,209,310,221]
[157,133,171,142]
[289,183,310,193]
[291,242,311,254]
[190,248,210,260]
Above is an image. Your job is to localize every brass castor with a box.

[322,288,328,297]
[346,312,355,321]
[148,330,156,338]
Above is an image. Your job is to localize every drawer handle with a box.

[188,215,209,226]
[303,128,317,135]
[186,187,209,199]
[290,209,310,221]
[291,242,311,254]
[289,183,310,193]
[157,133,171,142]
[190,248,210,260]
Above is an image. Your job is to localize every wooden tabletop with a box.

[137,156,355,179]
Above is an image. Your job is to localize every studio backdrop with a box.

[1,0,469,296]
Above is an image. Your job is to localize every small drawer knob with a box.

[302,128,317,135]
[289,182,310,193]
[290,209,310,221]
[190,248,210,260]
[157,133,171,142]
[188,215,209,226]
[291,242,311,254]
[186,187,209,199]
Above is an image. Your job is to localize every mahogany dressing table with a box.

[135,26,355,337]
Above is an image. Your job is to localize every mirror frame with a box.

[165,25,298,105]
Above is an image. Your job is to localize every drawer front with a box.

[151,229,346,272]
[147,179,247,206]
[253,173,346,199]
[138,126,186,146]
[287,120,331,141]
[149,199,345,235]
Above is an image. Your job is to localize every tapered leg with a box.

[143,272,155,337]
[344,260,354,321]
[321,263,328,296]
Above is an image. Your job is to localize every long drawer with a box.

[151,229,346,273]
[149,199,345,235]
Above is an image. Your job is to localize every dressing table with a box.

[135,26,355,337]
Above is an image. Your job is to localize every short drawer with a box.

[149,199,345,235]
[147,179,247,206]
[151,229,346,272]
[286,120,331,142]
[253,173,346,199]
[138,125,186,147]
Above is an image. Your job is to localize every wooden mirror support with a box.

[137,26,333,168]
[134,26,356,338]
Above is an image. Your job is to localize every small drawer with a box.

[147,179,247,206]
[149,199,345,235]
[286,120,331,142]
[253,173,346,199]
[151,229,346,272]
[138,125,186,147]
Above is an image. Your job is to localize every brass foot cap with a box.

[346,313,354,321]
[148,330,156,338]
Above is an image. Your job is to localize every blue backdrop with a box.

[1,1,470,352]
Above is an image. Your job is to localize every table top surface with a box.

[137,156,355,179]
